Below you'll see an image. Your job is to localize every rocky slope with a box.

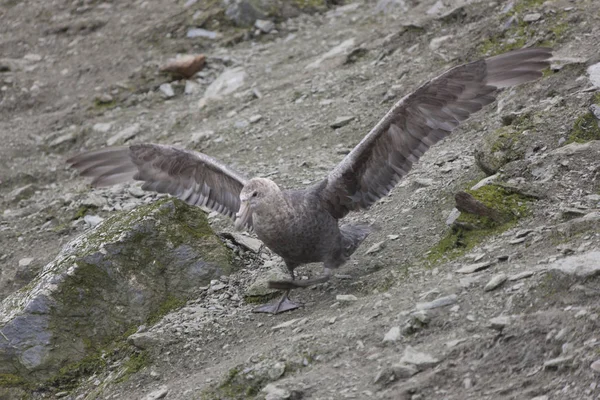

[1,0,600,399]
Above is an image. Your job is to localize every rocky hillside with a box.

[1,0,600,399]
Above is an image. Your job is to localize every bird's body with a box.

[67,47,553,314]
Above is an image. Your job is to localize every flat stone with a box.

[400,345,439,370]
[456,261,492,274]
[330,115,355,129]
[416,294,457,310]
[272,318,300,331]
[543,356,574,369]
[187,28,220,39]
[508,271,534,281]
[18,258,34,267]
[143,385,168,400]
[92,122,112,133]
[249,114,263,123]
[383,326,401,343]
[48,130,79,147]
[83,215,104,227]
[509,237,526,245]
[222,232,263,253]
[484,274,507,292]
[365,240,385,255]
[515,229,533,238]
[336,294,358,302]
[81,193,107,208]
[306,38,355,70]
[128,332,161,350]
[591,359,600,373]
[106,123,140,146]
[549,251,600,278]
[523,13,541,22]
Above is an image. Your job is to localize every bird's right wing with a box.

[67,143,251,226]
[318,47,552,219]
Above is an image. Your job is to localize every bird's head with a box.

[234,178,281,230]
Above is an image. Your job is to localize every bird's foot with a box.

[252,295,302,314]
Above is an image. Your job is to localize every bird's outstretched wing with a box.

[318,47,552,219]
[67,143,251,226]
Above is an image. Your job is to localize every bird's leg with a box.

[252,263,302,314]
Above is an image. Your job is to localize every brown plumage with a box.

[67,47,552,314]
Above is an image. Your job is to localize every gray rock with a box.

[330,115,355,129]
[0,198,232,381]
[429,35,453,51]
[305,38,355,70]
[391,362,419,378]
[400,345,439,370]
[383,326,401,343]
[83,214,104,228]
[18,258,34,267]
[81,194,107,208]
[245,260,289,300]
[523,13,541,22]
[143,385,169,400]
[225,0,267,27]
[249,114,263,124]
[587,62,600,88]
[186,28,220,39]
[128,331,161,350]
[590,104,600,121]
[106,123,140,146]
[508,271,534,281]
[484,274,507,292]
[255,19,275,33]
[92,122,112,133]
[268,361,286,380]
[591,359,600,373]
[222,232,263,253]
[416,294,457,310]
[549,251,600,278]
[456,261,492,274]
[336,294,358,302]
[184,80,198,95]
[48,130,79,148]
[262,383,291,400]
[488,316,510,331]
[203,67,246,100]
[5,184,36,203]
[159,83,175,98]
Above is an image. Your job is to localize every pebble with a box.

[143,385,169,400]
[429,34,453,51]
[488,316,510,331]
[187,28,220,39]
[83,215,104,228]
[383,326,401,343]
[523,13,541,22]
[484,274,507,292]
[81,194,107,208]
[262,383,291,400]
[92,122,112,133]
[255,19,275,34]
[336,294,358,302]
[400,346,439,370]
[330,115,355,129]
[456,261,492,274]
[249,114,263,124]
[590,359,600,373]
[391,362,419,378]
[415,294,457,310]
[509,237,526,245]
[159,83,175,98]
[18,257,34,267]
[184,80,198,95]
[128,186,146,198]
[365,241,385,255]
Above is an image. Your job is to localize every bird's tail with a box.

[340,223,377,258]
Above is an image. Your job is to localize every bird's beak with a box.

[234,201,251,231]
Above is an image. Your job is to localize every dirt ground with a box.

[2,0,600,399]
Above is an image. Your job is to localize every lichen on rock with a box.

[0,198,232,382]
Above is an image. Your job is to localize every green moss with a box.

[566,96,600,145]
[73,204,96,220]
[426,184,532,265]
[46,349,108,390]
[147,294,186,325]
[93,98,117,110]
[478,4,569,57]
[0,374,26,388]
[115,351,150,383]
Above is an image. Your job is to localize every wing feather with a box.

[319,47,552,218]
[67,143,251,228]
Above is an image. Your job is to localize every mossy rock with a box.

[426,184,533,264]
[475,126,526,175]
[565,96,600,144]
[0,198,233,383]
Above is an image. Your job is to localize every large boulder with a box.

[0,198,232,381]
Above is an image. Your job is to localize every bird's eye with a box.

[252,192,258,197]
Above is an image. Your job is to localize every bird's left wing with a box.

[67,143,250,225]
[318,47,552,219]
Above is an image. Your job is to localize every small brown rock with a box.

[160,54,206,79]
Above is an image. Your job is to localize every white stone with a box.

[18,258,34,267]
[306,38,355,70]
[203,68,246,100]
[92,122,112,133]
[587,62,600,88]
[383,326,401,343]
[159,83,175,98]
